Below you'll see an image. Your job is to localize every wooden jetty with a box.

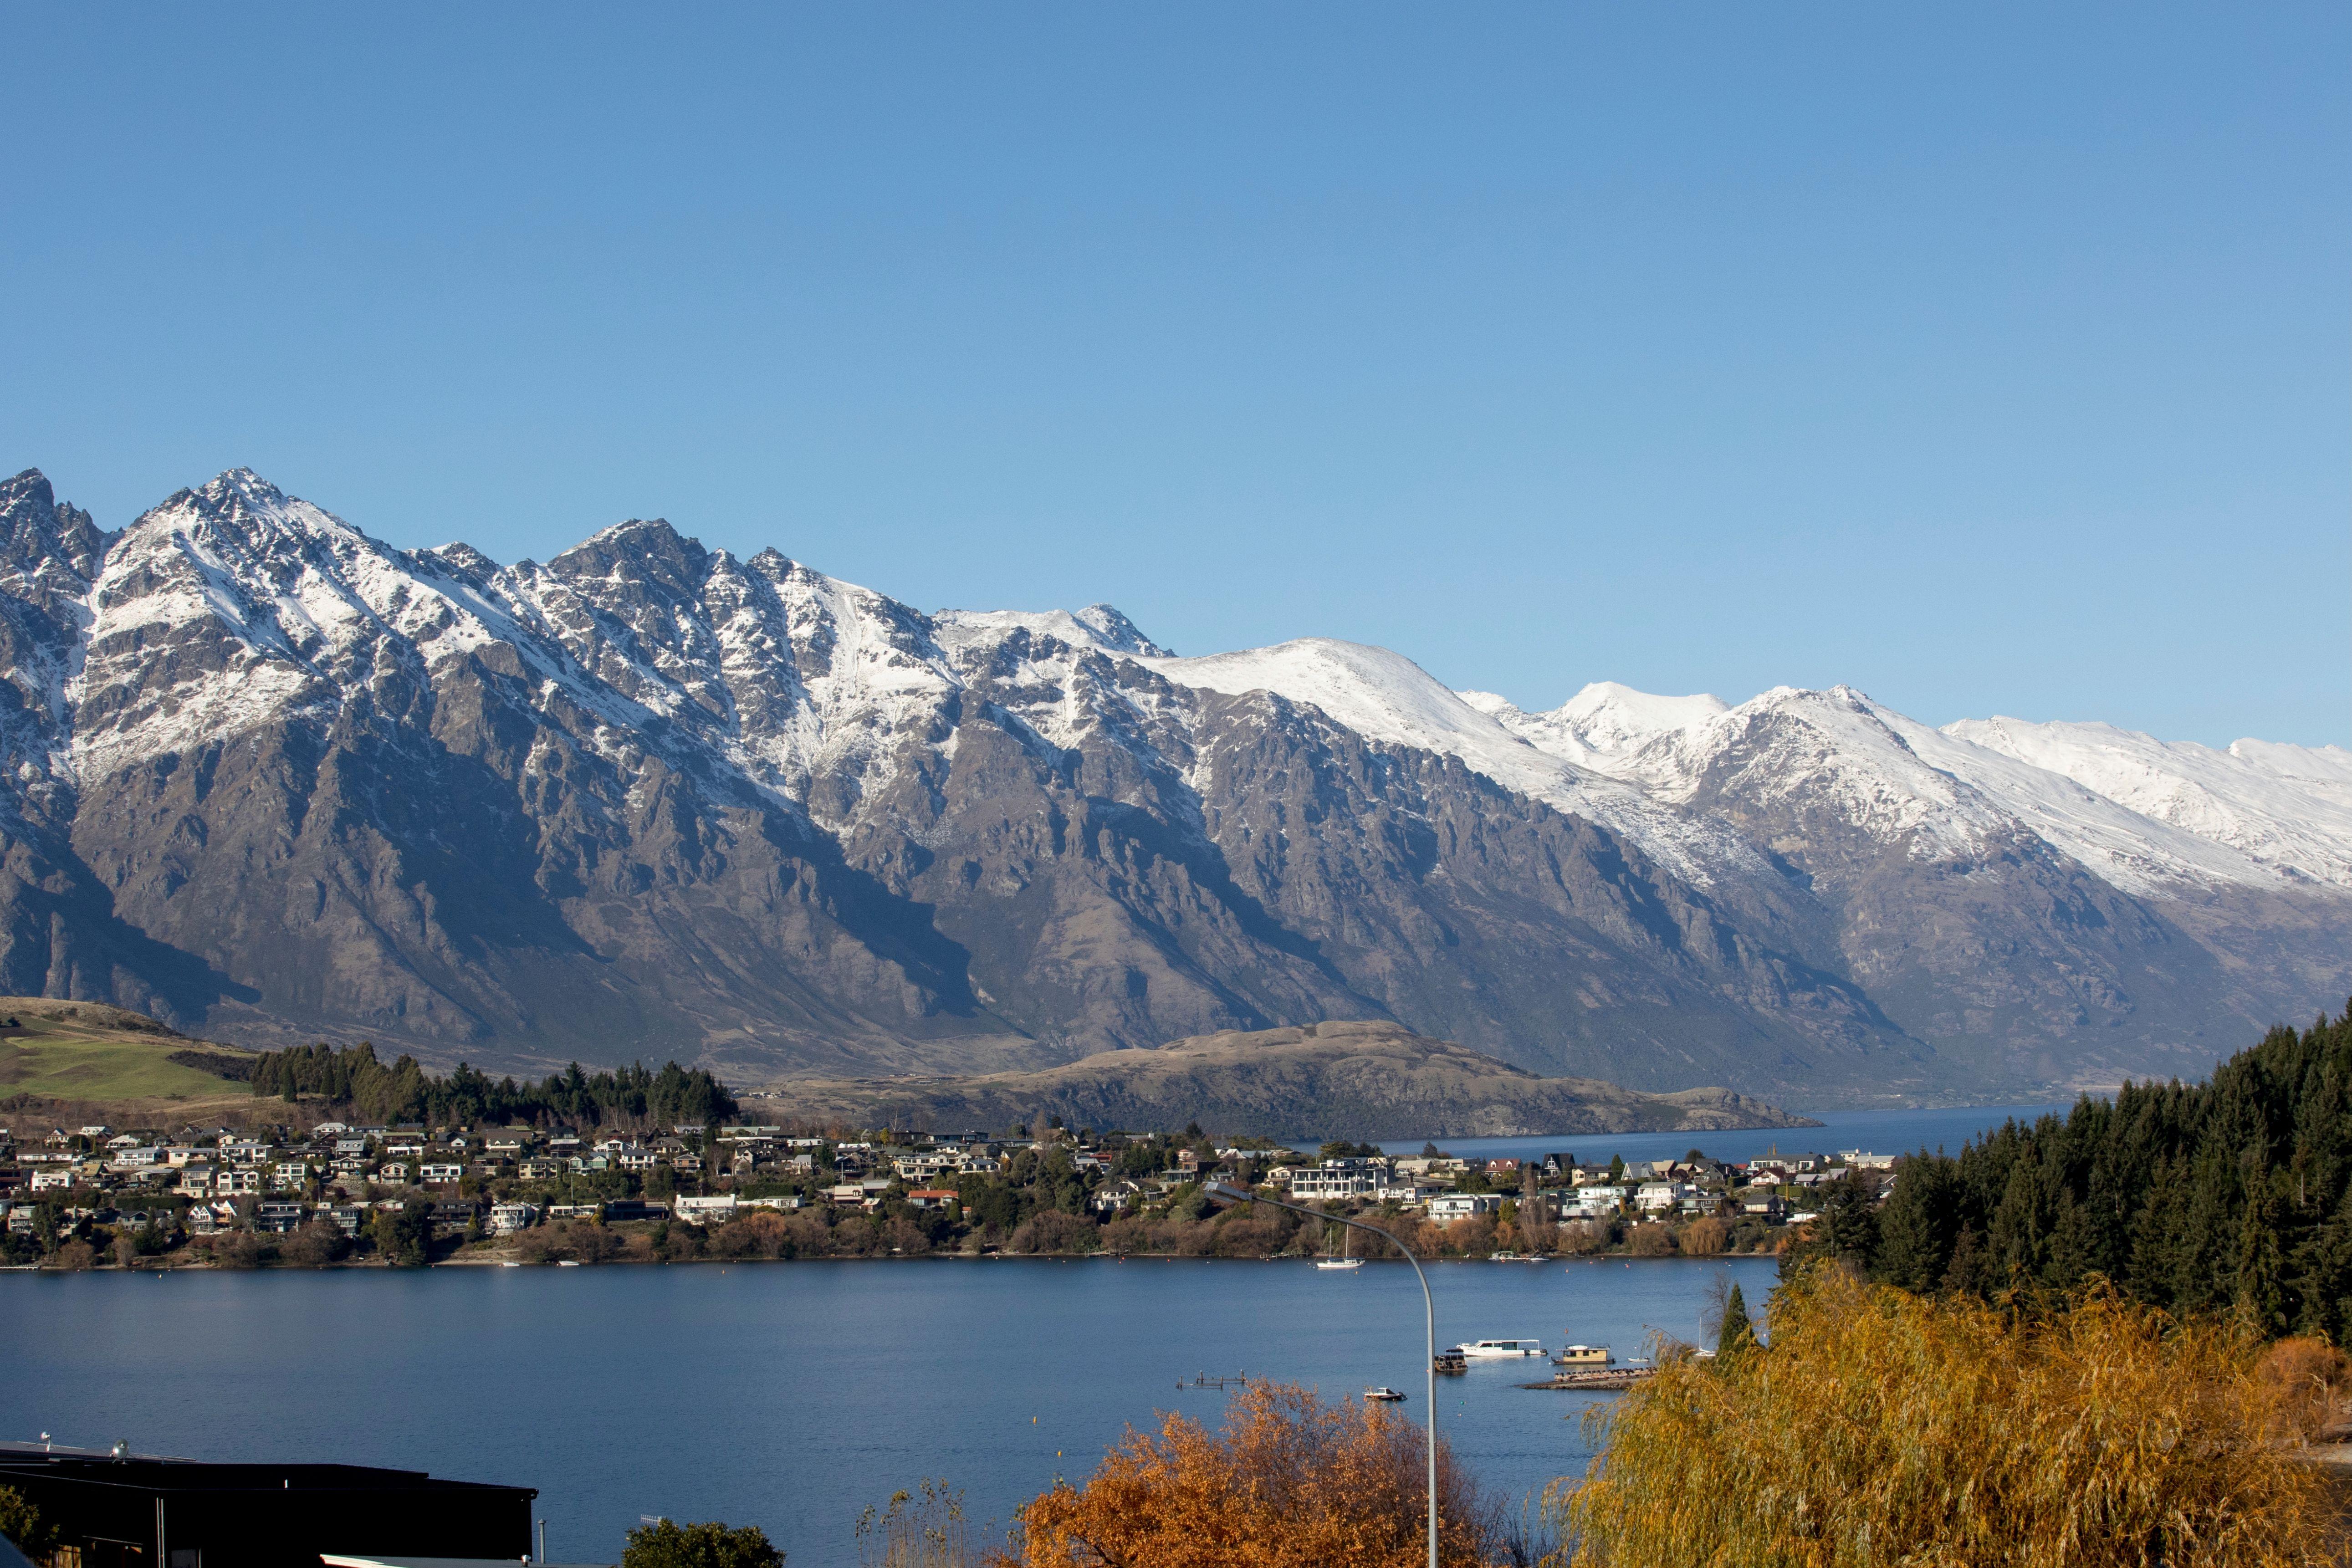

[1519,1366,1657,1391]
[1177,1371,1253,1390]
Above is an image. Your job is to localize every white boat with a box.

[1363,1386,1407,1402]
[1316,1226,1363,1271]
[1454,1338,1545,1359]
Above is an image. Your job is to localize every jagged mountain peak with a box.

[551,515,711,584]
[0,467,108,584]
[933,602,1170,659]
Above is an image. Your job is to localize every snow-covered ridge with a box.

[15,466,2349,901]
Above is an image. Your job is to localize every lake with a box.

[0,1103,2060,1566]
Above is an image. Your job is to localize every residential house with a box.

[1088,1180,1141,1215]
[516,1159,563,1181]
[1426,1193,1502,1224]
[1635,1182,1696,1213]
[904,1189,959,1212]
[672,1195,738,1225]
[419,1164,464,1185]
[253,1201,307,1234]
[488,1202,540,1235]
[1290,1165,1380,1202]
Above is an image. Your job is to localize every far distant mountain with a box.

[746,1020,1821,1142]
[0,464,2340,1108]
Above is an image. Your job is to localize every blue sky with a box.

[4,5,2344,745]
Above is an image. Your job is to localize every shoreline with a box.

[0,1249,1783,1274]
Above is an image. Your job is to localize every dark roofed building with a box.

[0,1448,534,1568]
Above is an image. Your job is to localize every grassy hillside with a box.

[752,1019,1820,1140]
[0,998,258,1103]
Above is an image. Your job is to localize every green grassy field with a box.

[0,1009,256,1102]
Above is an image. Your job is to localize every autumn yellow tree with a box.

[1554,1263,2339,1568]
[998,1381,1503,1568]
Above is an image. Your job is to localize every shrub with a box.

[1624,1224,1675,1257]
[709,1211,790,1260]
[1677,1217,1728,1257]
[1553,1264,2334,1567]
[1000,1381,1501,1568]
[621,1518,782,1568]
[2259,1334,2352,1441]
[859,1479,979,1568]
[282,1218,350,1266]
[1007,1210,1094,1255]
[0,1482,58,1555]
[1558,1221,1609,1256]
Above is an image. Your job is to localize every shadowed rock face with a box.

[0,465,2337,1109]
[747,1019,1824,1141]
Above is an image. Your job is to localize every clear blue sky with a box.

[4,5,2344,746]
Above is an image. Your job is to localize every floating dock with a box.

[1519,1367,1657,1391]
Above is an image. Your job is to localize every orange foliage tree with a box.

[998,1381,1503,1568]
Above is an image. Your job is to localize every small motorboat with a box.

[1363,1386,1407,1403]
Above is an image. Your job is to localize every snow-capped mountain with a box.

[0,465,2340,1106]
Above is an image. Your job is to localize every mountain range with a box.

[0,465,2342,1108]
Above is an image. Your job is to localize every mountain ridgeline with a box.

[1857,1006,2352,1340]
[0,465,2342,1107]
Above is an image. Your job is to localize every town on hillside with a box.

[0,1107,1897,1267]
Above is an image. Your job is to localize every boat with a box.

[1433,1349,1467,1376]
[1316,1227,1364,1271]
[1363,1386,1407,1402]
[1454,1338,1546,1359]
[1553,1344,1613,1367]
[556,1259,583,1267]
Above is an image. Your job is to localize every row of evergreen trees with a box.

[248,1042,736,1130]
[1845,1005,2352,1340]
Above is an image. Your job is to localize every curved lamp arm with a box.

[1204,1181,1440,1568]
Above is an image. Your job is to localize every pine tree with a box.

[1718,1281,1755,1356]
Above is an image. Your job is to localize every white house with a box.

[1426,1193,1502,1224]
[488,1202,540,1235]
[673,1195,739,1225]
[1635,1182,1695,1212]
[1290,1165,1380,1201]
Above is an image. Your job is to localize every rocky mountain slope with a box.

[0,465,2339,1107]
[747,1020,1820,1141]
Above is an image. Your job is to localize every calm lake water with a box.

[0,1104,2057,1566]
[1383,1101,2071,1165]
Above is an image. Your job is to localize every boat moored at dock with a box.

[1454,1338,1545,1359]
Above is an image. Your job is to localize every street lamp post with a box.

[1204,1182,1441,1568]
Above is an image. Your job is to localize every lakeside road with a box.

[0,1254,1775,1567]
